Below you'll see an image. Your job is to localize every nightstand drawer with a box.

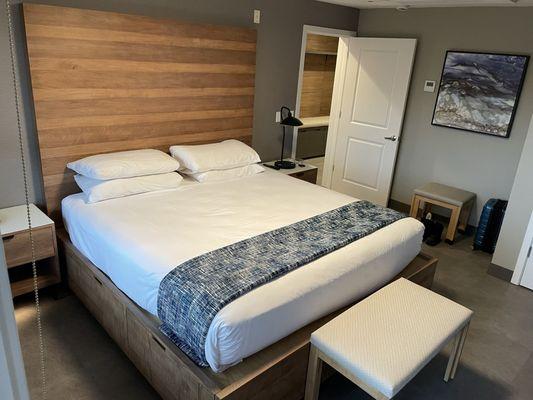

[289,169,318,184]
[2,225,56,268]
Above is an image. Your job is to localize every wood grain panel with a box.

[25,24,256,51]
[39,117,253,147]
[24,4,256,43]
[3,226,55,268]
[38,108,253,131]
[32,87,254,101]
[30,71,254,90]
[305,34,338,55]
[300,54,336,118]
[27,37,256,65]
[23,4,256,224]
[320,55,336,116]
[35,96,254,119]
[30,58,255,74]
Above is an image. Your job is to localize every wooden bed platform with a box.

[58,229,437,400]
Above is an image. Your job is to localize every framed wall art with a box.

[432,51,529,138]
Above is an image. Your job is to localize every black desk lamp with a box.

[275,106,303,169]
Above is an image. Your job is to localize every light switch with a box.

[253,10,260,24]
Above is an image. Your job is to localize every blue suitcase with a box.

[473,199,507,253]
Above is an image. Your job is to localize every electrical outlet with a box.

[253,10,260,24]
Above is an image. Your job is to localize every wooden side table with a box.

[263,160,318,184]
[0,204,60,297]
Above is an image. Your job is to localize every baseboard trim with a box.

[388,199,410,214]
[487,263,513,282]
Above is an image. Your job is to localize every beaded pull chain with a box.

[5,1,47,398]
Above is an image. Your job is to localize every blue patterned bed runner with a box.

[157,200,405,366]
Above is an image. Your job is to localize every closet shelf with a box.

[305,50,337,56]
[299,116,329,128]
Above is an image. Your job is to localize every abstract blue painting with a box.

[432,51,529,138]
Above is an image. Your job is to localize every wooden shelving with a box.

[299,116,329,128]
[10,272,61,298]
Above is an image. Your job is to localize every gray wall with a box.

[493,115,533,271]
[358,7,533,225]
[0,0,358,208]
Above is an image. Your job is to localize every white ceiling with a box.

[318,0,533,9]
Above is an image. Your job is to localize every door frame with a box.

[291,25,357,177]
[511,211,533,285]
[321,36,349,189]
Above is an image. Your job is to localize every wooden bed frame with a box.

[22,4,438,400]
[58,229,437,400]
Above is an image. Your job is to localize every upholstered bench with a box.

[410,182,476,244]
[304,278,473,400]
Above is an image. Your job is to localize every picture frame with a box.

[431,50,529,138]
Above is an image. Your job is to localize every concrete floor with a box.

[15,235,533,399]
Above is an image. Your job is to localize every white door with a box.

[330,38,416,205]
[521,243,533,290]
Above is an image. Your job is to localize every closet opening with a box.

[292,26,356,186]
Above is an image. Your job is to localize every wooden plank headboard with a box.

[22,3,256,223]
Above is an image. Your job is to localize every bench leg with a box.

[458,200,474,233]
[410,195,422,219]
[445,205,461,244]
[305,345,323,400]
[444,322,470,382]
[444,332,461,382]
[450,322,470,379]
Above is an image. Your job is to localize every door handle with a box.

[384,135,398,141]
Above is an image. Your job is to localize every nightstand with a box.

[0,204,60,297]
[263,160,318,184]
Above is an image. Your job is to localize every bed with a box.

[57,172,436,400]
[22,4,437,399]
[62,170,424,372]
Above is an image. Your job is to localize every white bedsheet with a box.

[62,170,423,372]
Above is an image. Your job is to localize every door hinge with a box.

[339,110,342,119]
[528,246,532,258]
[332,164,335,173]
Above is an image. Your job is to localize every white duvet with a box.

[62,170,423,372]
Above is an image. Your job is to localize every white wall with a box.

[0,244,29,400]
[357,7,533,225]
[493,115,533,271]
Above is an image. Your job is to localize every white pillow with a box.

[169,139,260,174]
[67,149,179,180]
[74,173,183,203]
[188,164,264,183]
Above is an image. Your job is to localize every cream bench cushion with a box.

[414,182,475,207]
[310,278,473,398]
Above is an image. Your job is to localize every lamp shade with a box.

[281,114,303,126]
